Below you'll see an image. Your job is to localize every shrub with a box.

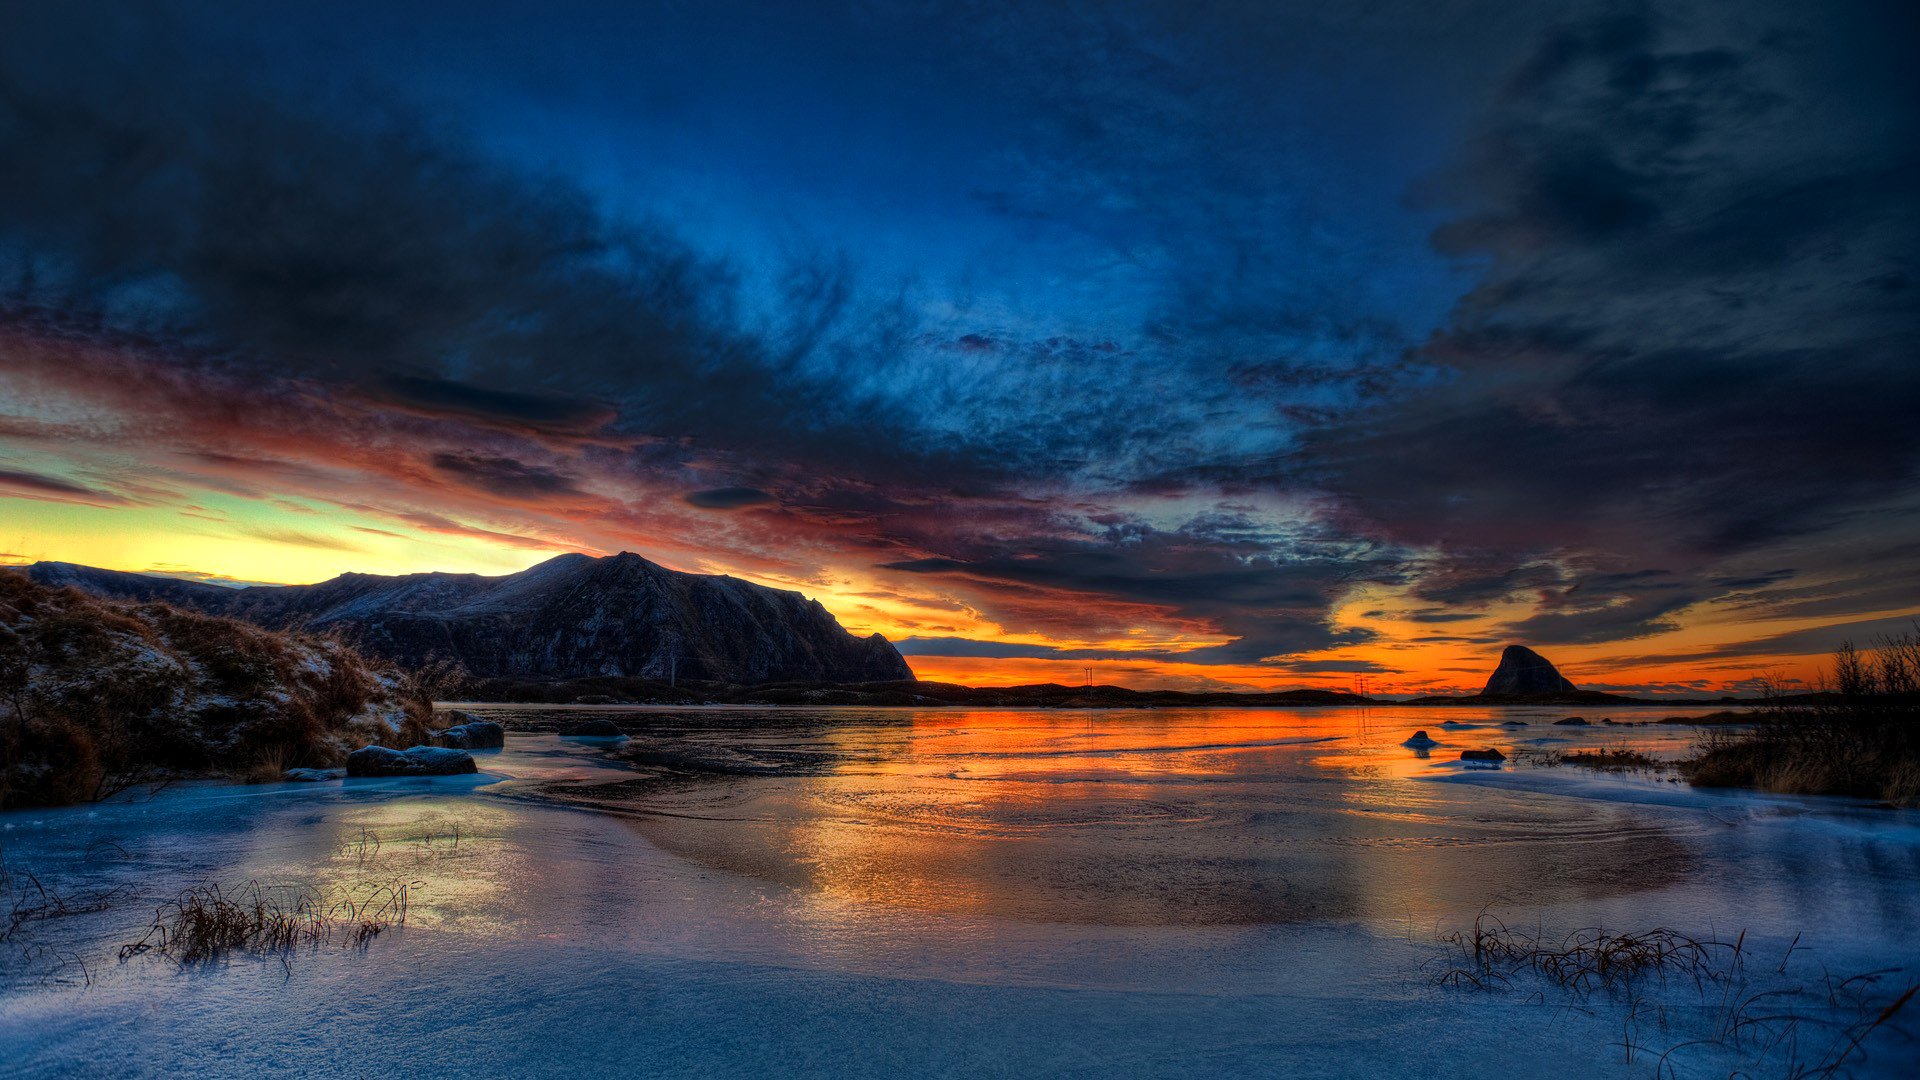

[0,571,434,808]
[1681,632,1920,805]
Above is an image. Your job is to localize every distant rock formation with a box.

[1482,645,1579,696]
[27,552,914,686]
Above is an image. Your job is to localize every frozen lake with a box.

[3,705,1917,1077]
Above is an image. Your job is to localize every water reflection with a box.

[497,706,1727,927]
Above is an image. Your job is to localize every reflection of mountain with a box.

[26,553,913,686]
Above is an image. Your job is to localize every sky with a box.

[1,0,1916,695]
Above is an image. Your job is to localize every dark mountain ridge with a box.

[27,553,913,686]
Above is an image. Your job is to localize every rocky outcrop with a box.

[1482,645,1579,696]
[27,552,915,686]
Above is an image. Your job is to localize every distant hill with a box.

[456,674,1370,708]
[27,553,913,686]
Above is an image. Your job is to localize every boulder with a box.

[1402,730,1439,749]
[1501,720,1528,727]
[283,767,346,782]
[432,720,505,749]
[346,745,478,777]
[562,717,627,738]
[1438,720,1471,729]
[1459,748,1507,762]
[1554,716,1590,726]
[1482,645,1579,696]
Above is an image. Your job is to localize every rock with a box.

[561,717,626,738]
[283,767,346,782]
[346,745,477,777]
[1438,720,1471,729]
[1402,730,1439,749]
[1459,748,1507,762]
[1482,645,1579,696]
[1502,720,1528,727]
[432,719,505,749]
[1554,716,1590,726]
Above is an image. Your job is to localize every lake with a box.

[3,705,1916,1077]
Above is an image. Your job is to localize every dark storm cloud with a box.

[683,487,776,510]
[1614,613,1920,668]
[375,376,616,433]
[0,3,949,483]
[429,453,586,501]
[1312,0,1920,621]
[0,0,1913,673]
[893,637,1111,661]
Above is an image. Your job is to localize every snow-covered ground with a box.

[2,707,1916,1078]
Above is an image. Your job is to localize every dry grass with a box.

[1682,633,1920,806]
[1,571,434,807]
[118,879,417,965]
[1431,911,1735,994]
[1561,748,1663,771]
[1429,910,1918,1077]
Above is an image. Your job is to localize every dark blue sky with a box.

[1,0,1915,691]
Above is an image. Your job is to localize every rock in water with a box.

[562,718,626,738]
[432,720,505,749]
[346,745,478,777]
[1403,730,1439,749]
[1482,645,1578,696]
[25,552,914,685]
[1459,748,1507,762]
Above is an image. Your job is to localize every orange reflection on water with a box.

[610,707,1718,929]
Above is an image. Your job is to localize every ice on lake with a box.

[2,706,1916,1077]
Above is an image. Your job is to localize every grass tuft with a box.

[118,880,417,965]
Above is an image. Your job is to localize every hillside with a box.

[27,553,913,686]
[0,571,431,807]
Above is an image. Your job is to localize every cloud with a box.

[0,466,127,506]
[429,453,586,501]
[232,525,363,551]
[683,487,776,510]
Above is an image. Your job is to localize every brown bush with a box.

[0,571,433,808]
[1681,631,1920,806]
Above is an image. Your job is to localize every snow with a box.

[3,708,1916,1078]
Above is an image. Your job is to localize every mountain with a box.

[1481,645,1579,696]
[1404,644,1629,705]
[25,553,914,685]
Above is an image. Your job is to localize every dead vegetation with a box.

[0,571,435,808]
[1429,910,1918,1077]
[1431,911,1733,994]
[1682,632,1920,806]
[119,879,417,965]
[1562,748,1664,771]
